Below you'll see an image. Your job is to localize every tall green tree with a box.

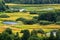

[3,28,13,34]
[21,30,30,40]
[49,32,55,40]
[56,29,60,40]
[0,32,12,40]
[31,30,37,36]
[28,30,40,40]
[14,32,21,40]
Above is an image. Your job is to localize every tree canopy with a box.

[0,0,8,11]
[4,0,60,4]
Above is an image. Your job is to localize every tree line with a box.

[4,0,60,4]
[0,28,60,40]
[0,0,9,11]
[16,10,60,25]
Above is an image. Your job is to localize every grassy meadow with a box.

[0,3,60,33]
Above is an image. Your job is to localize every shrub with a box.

[30,11,37,14]
[39,20,53,25]
[28,35,40,40]
[31,30,37,36]
[0,14,10,18]
[56,22,60,25]
[55,9,60,16]
[31,19,38,23]
[21,30,30,40]
[3,28,13,34]
[16,18,26,21]
[16,18,38,25]
[56,16,60,22]
[38,11,57,22]
[37,29,44,34]
[33,16,38,19]
[23,20,35,25]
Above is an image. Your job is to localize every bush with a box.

[55,9,60,16]
[39,20,53,25]
[16,18,26,21]
[30,11,37,14]
[21,30,30,40]
[56,22,60,25]
[33,16,38,19]
[38,11,57,22]
[37,29,44,34]
[28,35,40,40]
[0,14,10,18]
[23,20,36,25]
[16,18,38,25]
[56,16,60,22]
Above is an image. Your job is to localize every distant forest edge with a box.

[4,0,60,4]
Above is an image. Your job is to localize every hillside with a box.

[4,0,60,4]
[0,0,8,11]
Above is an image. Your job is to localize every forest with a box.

[4,0,60,4]
[0,28,60,40]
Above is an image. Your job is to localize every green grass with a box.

[6,4,60,11]
[0,4,60,33]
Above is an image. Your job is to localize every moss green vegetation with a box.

[0,4,60,33]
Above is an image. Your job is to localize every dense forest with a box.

[4,0,60,4]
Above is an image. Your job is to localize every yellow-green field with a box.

[6,3,60,11]
[0,4,60,33]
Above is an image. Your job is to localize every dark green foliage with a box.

[55,9,60,16]
[56,16,60,22]
[1,28,60,40]
[56,29,60,40]
[0,0,8,11]
[31,30,37,36]
[38,12,57,22]
[3,28,13,34]
[0,28,21,40]
[0,14,10,18]
[0,32,12,40]
[23,19,38,25]
[29,30,40,40]
[21,30,30,40]
[55,10,60,22]
[37,29,44,34]
[33,16,38,19]
[23,20,36,25]
[30,11,37,14]
[0,28,14,40]
[4,0,60,4]
[39,20,53,25]
[28,35,40,40]
[14,32,21,40]
[16,18,38,25]
[16,18,26,21]
[49,32,55,40]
